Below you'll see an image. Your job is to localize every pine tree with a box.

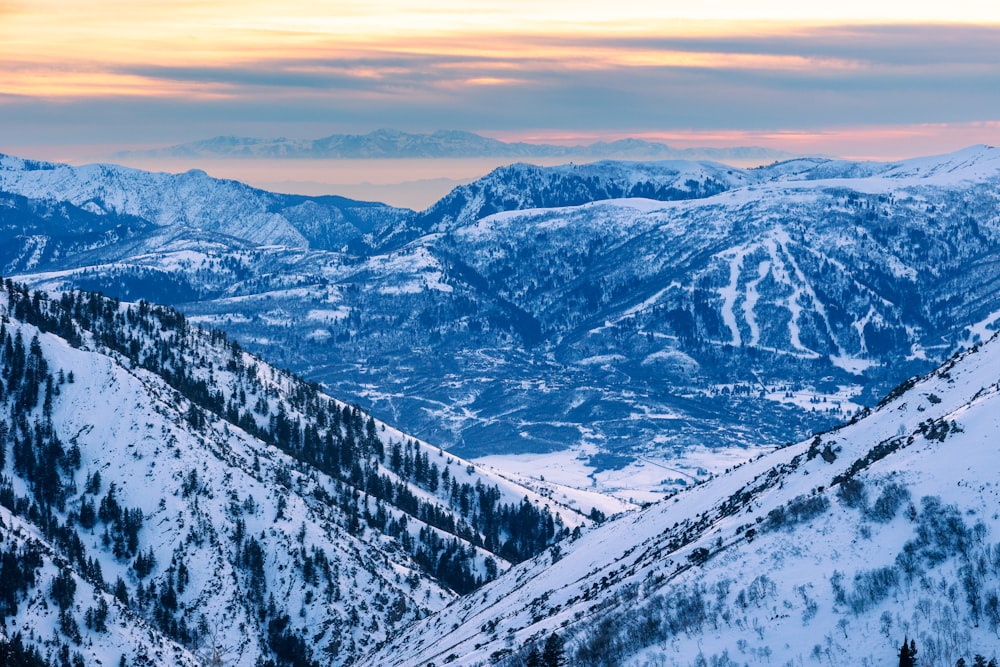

[542,632,566,667]
[899,637,917,667]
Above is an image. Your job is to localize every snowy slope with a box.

[365,332,1000,666]
[0,153,410,255]
[0,504,202,667]
[0,291,448,665]
[0,283,585,666]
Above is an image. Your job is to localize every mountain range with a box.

[2,145,1000,666]
[113,129,798,162]
[2,147,1000,500]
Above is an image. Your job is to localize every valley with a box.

[2,146,1000,666]
[369,327,1000,666]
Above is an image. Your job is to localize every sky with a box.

[2,1,1000,167]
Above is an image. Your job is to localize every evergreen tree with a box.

[0,633,52,667]
[899,637,917,667]
[542,632,566,667]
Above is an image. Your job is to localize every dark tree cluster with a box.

[0,540,44,619]
[0,633,56,667]
[898,637,917,667]
[955,655,999,667]
[523,632,566,667]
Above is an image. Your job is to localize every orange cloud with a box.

[3,1,999,162]
[0,64,238,100]
[5,2,997,86]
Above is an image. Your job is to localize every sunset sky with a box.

[2,1,1000,162]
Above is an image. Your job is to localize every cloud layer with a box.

[2,3,999,157]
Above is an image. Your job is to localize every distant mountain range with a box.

[3,147,1000,502]
[115,129,799,162]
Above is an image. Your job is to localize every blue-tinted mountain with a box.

[409,160,749,229]
[2,147,1000,499]
[0,153,412,263]
[115,128,797,162]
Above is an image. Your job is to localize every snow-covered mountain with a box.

[0,281,589,666]
[3,147,1000,500]
[4,144,1000,667]
[364,330,1000,666]
[0,153,411,259]
[406,159,751,235]
[113,129,796,162]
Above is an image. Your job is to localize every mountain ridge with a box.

[112,129,799,162]
[0,153,414,257]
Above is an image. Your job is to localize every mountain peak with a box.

[882,143,1000,182]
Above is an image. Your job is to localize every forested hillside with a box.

[0,279,580,666]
